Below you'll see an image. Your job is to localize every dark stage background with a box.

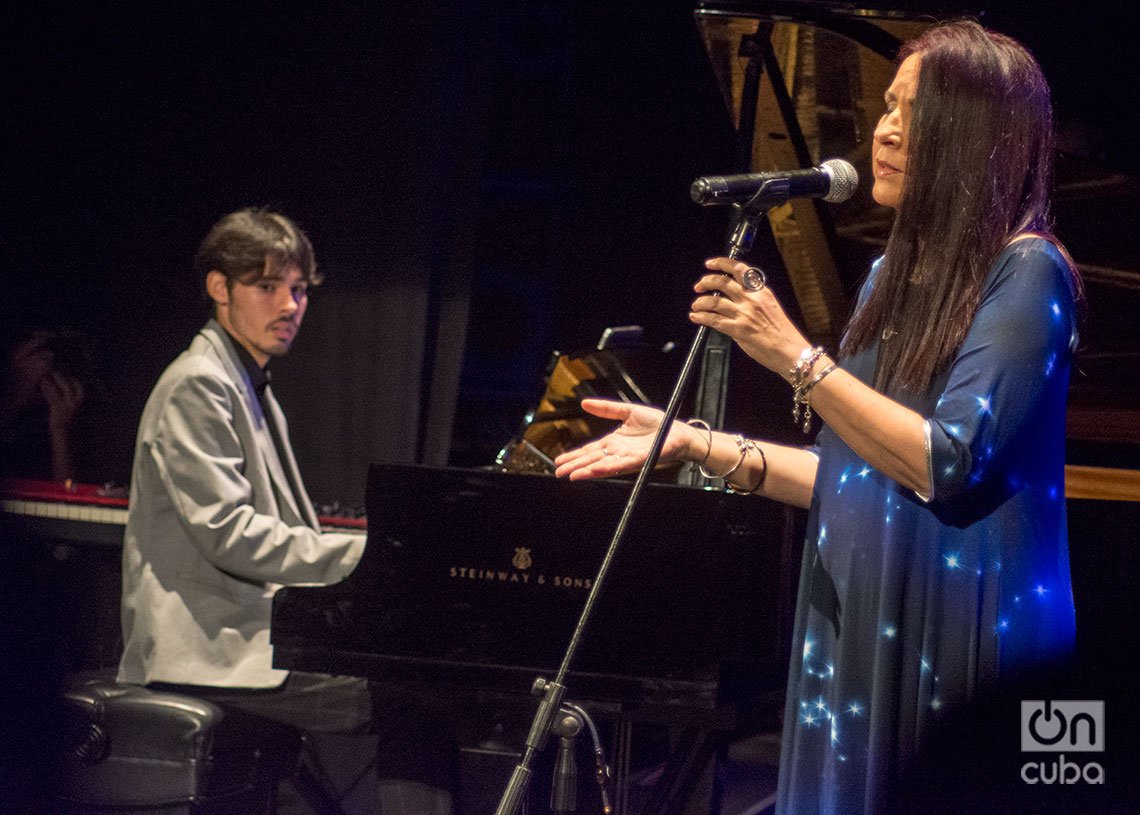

[3,0,739,502]
[5,0,1138,502]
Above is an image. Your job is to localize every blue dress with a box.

[775,238,1078,814]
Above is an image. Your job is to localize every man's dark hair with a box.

[841,20,1079,393]
[193,208,321,291]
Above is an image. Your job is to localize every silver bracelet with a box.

[685,419,713,469]
[725,439,767,495]
[697,433,750,482]
[686,421,764,493]
[795,362,837,432]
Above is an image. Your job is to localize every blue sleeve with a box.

[925,240,1077,505]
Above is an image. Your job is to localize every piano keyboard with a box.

[2,496,128,525]
[2,496,128,546]
[2,479,366,548]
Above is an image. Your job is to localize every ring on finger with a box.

[741,267,766,292]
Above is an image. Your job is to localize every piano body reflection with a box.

[271,463,796,712]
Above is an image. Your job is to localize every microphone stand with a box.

[680,23,772,485]
[493,201,766,815]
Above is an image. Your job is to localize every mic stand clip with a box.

[496,678,566,815]
[550,705,582,814]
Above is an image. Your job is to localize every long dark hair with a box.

[841,21,1073,393]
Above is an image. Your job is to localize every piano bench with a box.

[51,676,303,814]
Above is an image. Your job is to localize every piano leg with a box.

[599,718,729,815]
[615,718,633,815]
[634,727,717,815]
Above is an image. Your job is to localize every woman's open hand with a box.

[553,398,700,480]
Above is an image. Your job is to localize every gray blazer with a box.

[117,320,364,688]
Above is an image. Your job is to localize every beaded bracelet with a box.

[790,346,826,387]
[794,362,836,433]
[790,346,827,430]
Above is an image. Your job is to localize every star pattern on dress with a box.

[884,494,899,525]
[780,247,1077,812]
[795,631,872,750]
[836,464,874,496]
[995,579,1058,639]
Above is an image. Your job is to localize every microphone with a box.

[690,158,858,206]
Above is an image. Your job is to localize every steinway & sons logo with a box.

[448,546,592,590]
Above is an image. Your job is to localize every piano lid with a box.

[693,3,942,348]
[692,1,1140,453]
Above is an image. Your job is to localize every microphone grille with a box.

[821,159,859,203]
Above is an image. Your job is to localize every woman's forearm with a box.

[800,360,930,496]
[686,428,819,509]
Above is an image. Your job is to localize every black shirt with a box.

[223,330,308,519]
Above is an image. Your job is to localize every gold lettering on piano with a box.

[512,547,532,570]
[448,567,531,583]
[446,560,592,591]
